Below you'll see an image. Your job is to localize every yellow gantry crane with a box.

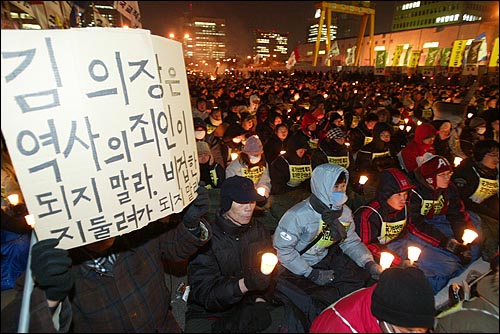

[313,1,375,67]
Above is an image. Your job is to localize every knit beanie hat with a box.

[196,141,211,155]
[469,116,486,129]
[243,135,263,155]
[327,127,348,140]
[193,117,207,131]
[371,267,435,328]
[220,176,266,212]
[417,153,452,187]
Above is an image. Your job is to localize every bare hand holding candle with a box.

[260,252,278,275]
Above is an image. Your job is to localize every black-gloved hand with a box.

[440,238,467,255]
[398,259,413,269]
[237,302,272,333]
[364,261,383,280]
[183,185,209,229]
[323,208,346,242]
[459,248,472,265]
[31,238,74,301]
[307,268,335,286]
[243,268,271,291]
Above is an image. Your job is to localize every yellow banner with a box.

[408,50,421,68]
[449,40,468,67]
[392,45,404,66]
[489,37,499,67]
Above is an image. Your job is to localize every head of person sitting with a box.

[376,168,414,212]
[415,154,453,190]
[220,176,265,227]
[372,267,436,333]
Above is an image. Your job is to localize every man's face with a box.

[387,191,408,211]
[227,201,255,225]
[482,150,499,169]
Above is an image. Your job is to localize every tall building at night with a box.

[392,1,498,32]
[182,17,227,61]
[306,23,338,43]
[253,30,289,62]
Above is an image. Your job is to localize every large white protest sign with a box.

[1,28,198,249]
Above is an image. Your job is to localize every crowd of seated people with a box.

[2,69,498,333]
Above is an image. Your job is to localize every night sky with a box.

[139,1,396,56]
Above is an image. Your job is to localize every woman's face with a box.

[438,122,451,140]
[276,126,288,140]
[198,153,210,164]
[379,131,391,143]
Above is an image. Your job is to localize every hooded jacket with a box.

[270,133,312,195]
[354,168,447,265]
[452,157,499,220]
[355,122,396,174]
[273,163,374,277]
[400,123,436,173]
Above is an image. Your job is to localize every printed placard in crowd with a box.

[1,28,198,249]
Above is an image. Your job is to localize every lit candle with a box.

[406,125,412,132]
[359,175,369,185]
[280,150,286,155]
[260,252,278,275]
[417,120,422,126]
[230,152,238,161]
[462,229,478,245]
[399,124,405,131]
[453,157,463,167]
[467,112,474,118]
[7,194,19,206]
[345,142,350,147]
[257,187,266,197]
[407,246,422,265]
[380,251,395,270]
[404,118,409,124]
[25,214,35,228]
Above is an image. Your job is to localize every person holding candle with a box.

[352,122,399,205]
[269,132,312,195]
[1,185,212,333]
[310,127,353,171]
[354,167,473,294]
[226,135,271,201]
[452,140,499,261]
[186,176,281,333]
[272,163,382,332]
[410,154,481,282]
[1,140,31,291]
[310,267,436,333]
